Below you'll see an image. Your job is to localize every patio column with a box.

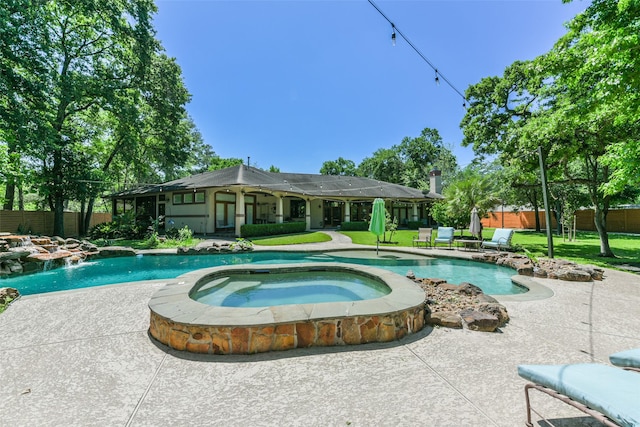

[235,190,245,237]
[412,203,419,222]
[344,201,351,223]
[305,199,311,231]
[275,196,283,224]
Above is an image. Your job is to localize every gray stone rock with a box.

[80,241,98,252]
[557,269,592,282]
[575,265,604,281]
[515,263,534,276]
[477,294,499,304]
[95,246,137,258]
[8,260,23,274]
[0,250,30,261]
[533,267,548,278]
[0,287,20,304]
[457,282,483,296]
[460,308,500,332]
[426,311,462,329]
[436,283,461,292]
[477,303,510,326]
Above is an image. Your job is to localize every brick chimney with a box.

[429,170,442,194]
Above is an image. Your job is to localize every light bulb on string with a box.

[435,70,440,86]
[391,24,396,46]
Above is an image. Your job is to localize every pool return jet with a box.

[369,198,386,255]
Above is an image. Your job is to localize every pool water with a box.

[192,271,391,307]
[1,250,525,296]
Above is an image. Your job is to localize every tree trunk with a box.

[532,192,541,232]
[533,205,541,232]
[53,193,65,237]
[594,205,614,257]
[52,148,65,237]
[79,198,86,237]
[82,196,96,236]
[18,186,24,210]
[554,200,563,234]
[3,184,15,210]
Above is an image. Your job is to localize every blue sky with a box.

[154,0,589,174]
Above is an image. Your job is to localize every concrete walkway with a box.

[1,234,639,426]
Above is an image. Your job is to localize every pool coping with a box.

[148,262,426,327]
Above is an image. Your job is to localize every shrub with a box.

[165,227,180,239]
[241,222,306,237]
[88,210,145,240]
[145,232,160,248]
[230,238,254,251]
[178,225,193,241]
[340,221,368,231]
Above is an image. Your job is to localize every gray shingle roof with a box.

[110,165,442,201]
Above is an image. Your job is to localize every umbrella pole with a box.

[376,236,379,255]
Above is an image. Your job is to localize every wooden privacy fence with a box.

[0,210,112,237]
[481,208,640,233]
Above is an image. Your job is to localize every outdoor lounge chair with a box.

[517,363,640,427]
[434,227,454,249]
[480,228,514,251]
[412,228,432,248]
[610,348,640,372]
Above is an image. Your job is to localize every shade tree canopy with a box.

[460,0,639,257]
[0,0,212,235]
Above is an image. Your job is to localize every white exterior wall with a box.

[164,193,209,234]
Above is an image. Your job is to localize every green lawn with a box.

[342,228,640,270]
[510,229,640,269]
[250,231,332,246]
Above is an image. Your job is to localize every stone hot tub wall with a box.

[148,263,426,355]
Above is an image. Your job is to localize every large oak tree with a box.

[461,0,639,257]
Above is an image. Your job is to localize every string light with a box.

[435,70,440,86]
[367,0,468,106]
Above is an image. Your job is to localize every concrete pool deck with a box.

[1,232,639,426]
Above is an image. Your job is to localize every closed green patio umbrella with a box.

[369,198,386,255]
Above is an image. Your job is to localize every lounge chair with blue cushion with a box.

[433,227,454,249]
[517,363,640,427]
[610,348,640,372]
[481,228,514,251]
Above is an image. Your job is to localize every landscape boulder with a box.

[460,308,500,332]
[427,311,463,329]
[94,246,137,258]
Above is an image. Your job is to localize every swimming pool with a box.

[1,250,525,296]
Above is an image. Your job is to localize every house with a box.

[109,165,443,236]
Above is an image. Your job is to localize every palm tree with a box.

[442,169,499,236]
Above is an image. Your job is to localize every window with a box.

[115,198,134,215]
[172,191,205,205]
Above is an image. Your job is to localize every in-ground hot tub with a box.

[149,263,426,354]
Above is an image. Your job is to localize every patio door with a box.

[215,192,236,230]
